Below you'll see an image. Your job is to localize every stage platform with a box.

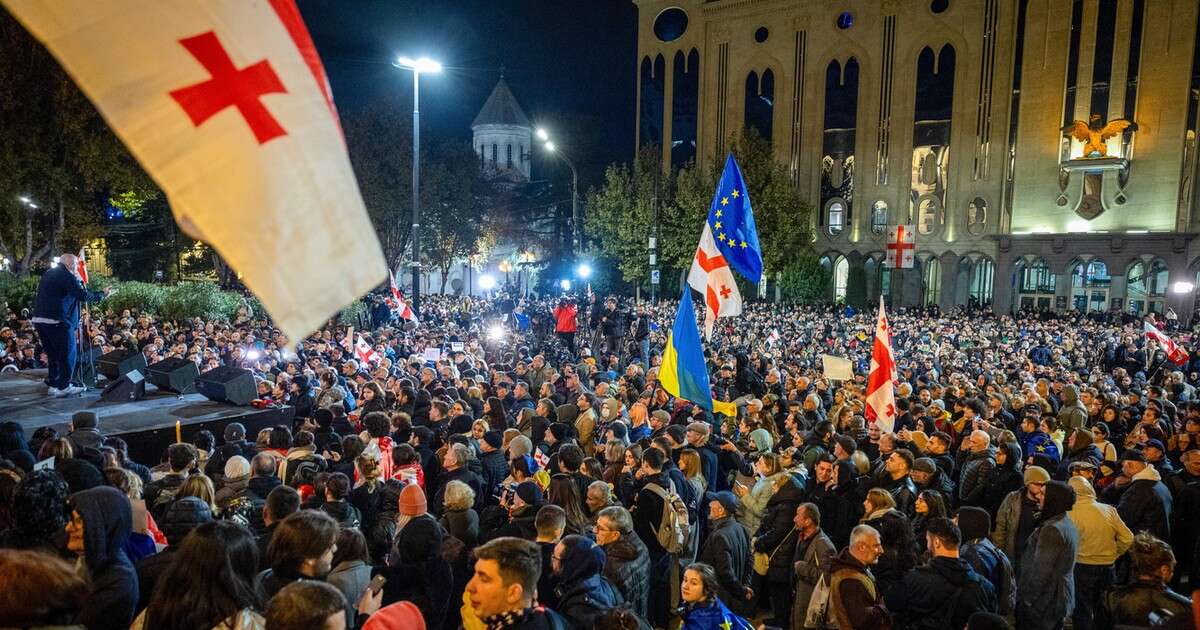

[0,370,293,464]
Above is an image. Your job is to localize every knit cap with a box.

[224,455,250,479]
[399,483,427,516]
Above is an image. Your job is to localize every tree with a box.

[846,264,868,309]
[780,251,831,303]
[344,99,415,274]
[419,143,492,294]
[584,146,703,289]
[0,10,158,276]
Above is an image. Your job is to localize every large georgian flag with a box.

[2,1,387,343]
[864,295,897,433]
[1144,320,1189,366]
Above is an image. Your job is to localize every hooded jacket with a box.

[1113,464,1173,541]
[71,486,138,630]
[1016,481,1079,629]
[385,514,453,629]
[1066,476,1133,565]
[1056,385,1088,431]
[982,442,1024,520]
[553,537,624,629]
[1056,429,1102,479]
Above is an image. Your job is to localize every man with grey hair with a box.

[792,502,836,628]
[433,442,482,516]
[32,251,112,397]
[829,524,888,629]
[594,505,649,618]
[585,480,617,517]
[959,429,996,508]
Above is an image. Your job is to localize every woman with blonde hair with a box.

[860,487,917,595]
[679,448,707,498]
[439,480,479,549]
[602,441,626,485]
[177,474,217,513]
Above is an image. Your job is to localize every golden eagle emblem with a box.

[1061,113,1137,158]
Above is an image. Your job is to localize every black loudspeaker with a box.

[146,357,199,394]
[100,369,145,402]
[97,348,147,380]
[73,346,102,388]
[194,367,256,406]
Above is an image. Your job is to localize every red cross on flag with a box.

[864,295,897,433]
[354,334,379,366]
[2,1,387,343]
[75,249,89,286]
[388,270,417,322]
[686,224,742,340]
[886,224,916,269]
[1144,320,1189,366]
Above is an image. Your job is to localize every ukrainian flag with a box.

[659,288,737,417]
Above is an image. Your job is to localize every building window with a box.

[640,55,666,148]
[967,197,988,235]
[837,12,854,29]
[653,7,688,42]
[754,27,769,43]
[826,198,845,236]
[833,257,849,301]
[1017,258,1056,312]
[744,69,775,142]
[923,258,942,306]
[969,258,994,308]
[871,201,888,234]
[931,0,949,13]
[1127,259,1168,314]
[1070,259,1111,312]
[491,143,497,163]
[507,144,513,168]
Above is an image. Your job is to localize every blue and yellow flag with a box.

[659,288,736,417]
[706,153,763,283]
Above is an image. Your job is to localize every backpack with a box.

[644,481,689,554]
[222,491,265,532]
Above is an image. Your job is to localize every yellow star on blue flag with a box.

[706,153,763,283]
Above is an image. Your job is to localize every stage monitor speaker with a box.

[100,369,145,402]
[97,349,147,380]
[74,346,102,388]
[194,367,255,406]
[146,357,199,394]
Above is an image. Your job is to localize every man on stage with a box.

[31,254,111,397]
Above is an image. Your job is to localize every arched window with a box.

[1017,258,1056,311]
[967,197,988,235]
[640,55,666,148]
[1127,259,1169,314]
[821,58,859,232]
[491,143,498,163]
[969,258,995,308]
[506,144,513,168]
[826,199,846,236]
[917,198,940,235]
[672,49,700,169]
[833,257,849,301]
[871,201,888,234]
[1070,259,1111,312]
[923,258,942,306]
[744,69,775,142]
[910,45,955,235]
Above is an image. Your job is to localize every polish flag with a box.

[388,270,417,322]
[686,224,742,339]
[864,295,897,433]
[354,334,379,365]
[76,248,89,285]
[1,1,387,343]
[1144,320,1189,366]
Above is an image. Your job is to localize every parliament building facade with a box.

[633,0,1200,316]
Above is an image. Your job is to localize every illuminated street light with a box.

[536,128,549,141]
[479,274,497,291]
[487,324,506,341]
[576,263,592,279]
[17,196,30,204]
[1172,281,1194,294]
[393,54,443,320]
[544,141,556,153]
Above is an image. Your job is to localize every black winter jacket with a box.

[753,476,805,583]
[70,486,138,630]
[697,516,753,618]
[601,536,650,619]
[885,556,997,629]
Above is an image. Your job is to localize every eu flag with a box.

[707,153,763,282]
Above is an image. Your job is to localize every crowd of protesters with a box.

[0,288,1198,630]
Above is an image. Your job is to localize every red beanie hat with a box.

[363,601,426,630]
[399,483,427,516]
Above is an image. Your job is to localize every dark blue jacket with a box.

[33,264,103,326]
[679,598,754,630]
[71,486,138,630]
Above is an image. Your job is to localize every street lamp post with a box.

[394,56,442,319]
[537,129,580,255]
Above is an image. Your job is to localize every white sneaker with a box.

[47,387,64,397]
[60,385,85,397]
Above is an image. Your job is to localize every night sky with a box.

[297,0,639,184]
